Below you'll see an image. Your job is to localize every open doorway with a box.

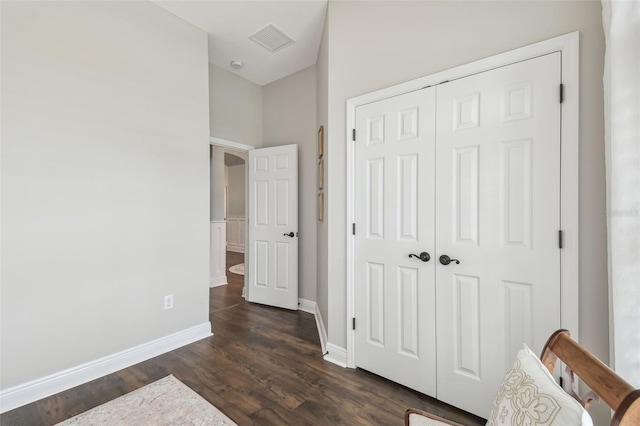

[209,137,253,305]
[224,150,246,256]
[223,149,246,299]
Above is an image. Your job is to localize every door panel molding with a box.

[346,31,579,386]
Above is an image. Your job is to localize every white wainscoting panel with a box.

[226,217,246,253]
[210,220,227,287]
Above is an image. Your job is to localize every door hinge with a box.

[352,129,356,141]
[559,230,564,249]
[352,223,356,235]
[560,84,564,104]
[352,318,356,330]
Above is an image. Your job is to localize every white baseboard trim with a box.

[296,299,327,356]
[226,245,245,254]
[297,298,316,314]
[314,305,328,355]
[0,322,212,413]
[324,343,347,368]
[209,275,228,288]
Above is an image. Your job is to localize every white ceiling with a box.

[153,1,328,86]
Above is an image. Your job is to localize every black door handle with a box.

[439,255,460,265]
[283,232,295,237]
[408,252,430,262]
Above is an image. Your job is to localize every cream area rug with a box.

[56,375,236,426]
[228,263,244,276]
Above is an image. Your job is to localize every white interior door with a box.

[354,88,437,396]
[434,52,562,417]
[247,144,298,310]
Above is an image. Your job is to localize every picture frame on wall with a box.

[317,125,324,159]
[318,158,324,190]
[318,192,324,222]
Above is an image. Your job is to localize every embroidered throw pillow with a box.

[486,344,593,426]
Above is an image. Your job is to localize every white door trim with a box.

[346,31,579,369]
[210,137,256,152]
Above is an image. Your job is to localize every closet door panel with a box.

[434,52,562,418]
[354,88,437,397]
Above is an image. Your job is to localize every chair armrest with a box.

[404,408,467,426]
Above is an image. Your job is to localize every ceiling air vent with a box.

[250,24,295,53]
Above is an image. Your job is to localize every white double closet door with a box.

[354,52,562,417]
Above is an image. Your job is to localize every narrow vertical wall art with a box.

[318,192,324,223]
[317,125,324,159]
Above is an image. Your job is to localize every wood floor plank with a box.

[1,252,485,426]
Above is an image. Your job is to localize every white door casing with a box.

[347,35,579,379]
[354,88,438,396]
[247,144,299,310]
[434,52,562,417]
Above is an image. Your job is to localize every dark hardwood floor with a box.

[1,251,485,425]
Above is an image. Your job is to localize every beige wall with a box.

[322,0,608,404]
[209,64,262,146]
[263,66,318,302]
[1,1,210,388]
[227,164,246,218]
[210,146,226,221]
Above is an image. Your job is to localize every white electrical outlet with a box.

[164,294,174,310]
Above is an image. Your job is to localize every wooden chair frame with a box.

[541,330,640,426]
[405,329,640,426]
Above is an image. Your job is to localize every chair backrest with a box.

[540,329,640,426]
